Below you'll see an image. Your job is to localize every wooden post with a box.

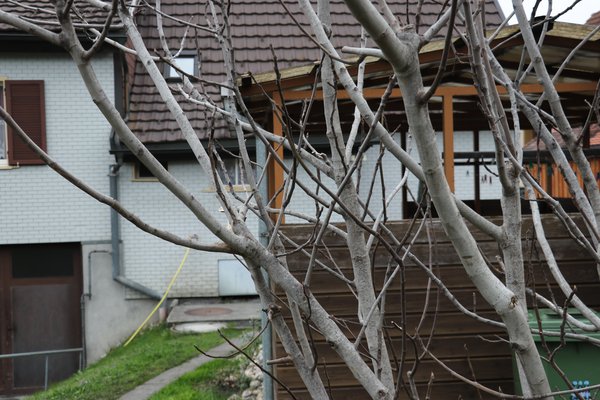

[269,92,285,222]
[443,95,455,192]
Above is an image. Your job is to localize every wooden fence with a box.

[273,215,600,399]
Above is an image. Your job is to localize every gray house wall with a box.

[0,50,506,372]
[118,159,259,298]
[0,51,156,366]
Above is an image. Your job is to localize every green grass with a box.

[29,325,243,400]
[149,358,248,400]
[149,344,257,400]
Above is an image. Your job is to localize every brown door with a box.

[0,243,82,395]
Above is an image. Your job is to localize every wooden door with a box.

[0,243,82,395]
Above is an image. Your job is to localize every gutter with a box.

[109,163,161,300]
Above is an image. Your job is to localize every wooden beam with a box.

[269,92,285,222]
[279,81,597,101]
[443,95,455,192]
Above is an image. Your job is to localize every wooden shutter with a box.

[6,81,46,165]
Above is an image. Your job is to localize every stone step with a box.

[167,299,261,325]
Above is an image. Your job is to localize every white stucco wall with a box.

[0,52,114,244]
[0,50,160,367]
[118,159,259,298]
[117,128,503,298]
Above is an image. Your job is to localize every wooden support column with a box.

[443,95,455,192]
[269,92,285,221]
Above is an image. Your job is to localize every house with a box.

[523,124,600,203]
[240,20,600,217]
[0,2,161,394]
[7,0,598,392]
[0,0,517,395]
[587,10,600,25]
[114,0,505,303]
[234,18,600,400]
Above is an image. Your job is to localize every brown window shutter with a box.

[6,80,46,165]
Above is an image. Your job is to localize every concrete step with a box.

[167,298,261,325]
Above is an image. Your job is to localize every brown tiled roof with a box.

[0,0,120,33]
[587,11,600,25]
[127,0,504,143]
[523,124,600,151]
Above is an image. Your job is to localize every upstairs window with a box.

[166,55,196,80]
[2,80,46,166]
[218,158,255,191]
[222,158,244,186]
[133,159,169,181]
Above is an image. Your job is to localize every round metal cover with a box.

[184,306,233,317]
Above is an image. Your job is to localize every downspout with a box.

[109,163,161,299]
[256,138,274,400]
[222,88,273,400]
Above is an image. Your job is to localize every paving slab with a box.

[167,299,261,324]
[119,335,248,400]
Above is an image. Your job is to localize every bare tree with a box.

[1,0,600,399]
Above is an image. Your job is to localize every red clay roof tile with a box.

[128,0,504,143]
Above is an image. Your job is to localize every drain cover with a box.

[184,306,233,317]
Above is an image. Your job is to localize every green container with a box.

[514,309,600,399]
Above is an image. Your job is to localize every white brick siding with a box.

[0,50,502,299]
[118,160,259,297]
[0,52,114,244]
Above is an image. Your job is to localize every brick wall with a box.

[118,129,502,297]
[0,52,114,244]
[118,160,259,297]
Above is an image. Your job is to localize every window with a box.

[222,158,244,185]
[133,159,168,180]
[166,55,196,80]
[218,158,254,191]
[12,245,74,278]
[3,80,46,166]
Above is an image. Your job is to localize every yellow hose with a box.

[124,247,191,346]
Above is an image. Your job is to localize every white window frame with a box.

[166,55,196,80]
[205,158,253,192]
[132,159,169,182]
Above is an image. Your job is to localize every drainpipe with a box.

[256,136,274,400]
[222,87,273,400]
[109,164,161,299]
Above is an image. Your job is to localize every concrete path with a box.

[119,335,247,400]
[167,299,261,324]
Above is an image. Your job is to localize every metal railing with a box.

[0,348,83,390]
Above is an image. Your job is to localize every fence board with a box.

[274,215,600,399]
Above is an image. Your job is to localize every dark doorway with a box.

[0,243,82,395]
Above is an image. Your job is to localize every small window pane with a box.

[135,159,168,179]
[168,57,195,78]
[12,245,74,278]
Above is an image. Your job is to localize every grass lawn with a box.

[149,358,248,400]
[149,342,258,400]
[28,325,244,400]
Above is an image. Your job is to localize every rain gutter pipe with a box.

[257,136,274,400]
[221,86,273,400]
[109,164,161,300]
